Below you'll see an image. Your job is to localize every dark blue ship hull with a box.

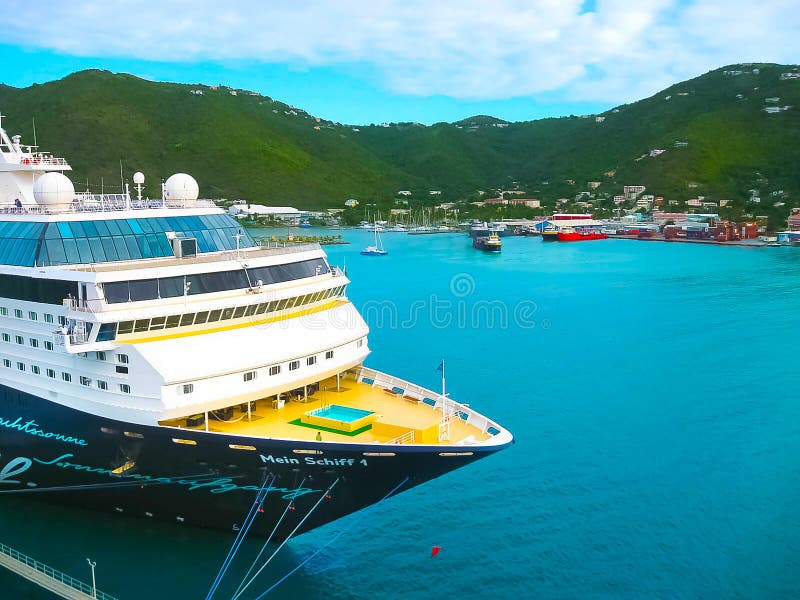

[0,384,509,540]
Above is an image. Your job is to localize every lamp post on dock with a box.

[86,558,97,599]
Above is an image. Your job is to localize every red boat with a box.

[557,229,608,242]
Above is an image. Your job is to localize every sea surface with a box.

[2,229,799,599]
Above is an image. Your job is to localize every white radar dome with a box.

[164,173,199,201]
[33,173,75,210]
[133,171,145,184]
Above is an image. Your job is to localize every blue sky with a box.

[0,0,796,125]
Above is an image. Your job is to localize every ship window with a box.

[0,307,6,315]
[243,371,257,382]
[62,372,71,382]
[120,384,131,394]
[97,380,108,390]
[129,279,158,302]
[28,311,37,321]
[29,338,38,348]
[194,311,209,324]
[2,359,10,368]
[180,314,195,327]
[289,360,299,371]
[165,315,181,328]
[15,335,23,345]
[117,354,129,364]
[96,323,117,342]
[46,368,55,378]
[14,309,22,318]
[96,351,106,361]
[44,313,54,323]
[256,303,269,314]
[208,309,222,322]
[80,376,92,386]
[245,304,257,317]
[178,383,194,395]
[133,319,150,332]
[266,301,279,313]
[172,438,197,446]
[325,350,334,360]
[221,307,234,320]
[116,366,129,375]
[269,365,281,376]
[357,339,364,348]
[118,321,134,335]
[233,306,246,319]
[16,362,24,371]
[31,365,40,375]
[1,333,8,342]
[307,356,316,366]
[276,299,288,311]
[58,316,67,326]
[44,341,54,351]
[149,316,166,330]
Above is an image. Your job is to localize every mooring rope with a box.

[231,476,308,600]
[205,473,275,600]
[253,476,410,599]
[231,477,340,600]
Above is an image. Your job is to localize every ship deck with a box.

[160,373,492,446]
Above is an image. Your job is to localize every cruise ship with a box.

[0,114,513,540]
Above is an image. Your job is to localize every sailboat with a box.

[361,223,389,256]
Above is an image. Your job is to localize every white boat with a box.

[361,223,388,256]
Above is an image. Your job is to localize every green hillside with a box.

[0,64,798,224]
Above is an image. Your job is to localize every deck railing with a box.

[386,430,416,445]
[356,366,504,439]
[72,242,324,273]
[0,197,217,215]
[0,542,117,600]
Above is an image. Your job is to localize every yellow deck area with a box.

[161,375,490,445]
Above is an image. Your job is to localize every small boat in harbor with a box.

[473,233,502,252]
[361,223,389,255]
[557,228,608,242]
[541,228,560,242]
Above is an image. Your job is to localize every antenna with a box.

[119,160,124,193]
[32,117,37,147]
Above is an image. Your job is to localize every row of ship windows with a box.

[1,359,131,393]
[0,334,130,371]
[116,285,346,336]
[0,307,65,325]
[175,345,357,395]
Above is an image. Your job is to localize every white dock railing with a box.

[356,366,505,439]
[0,542,117,600]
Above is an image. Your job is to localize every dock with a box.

[0,542,117,600]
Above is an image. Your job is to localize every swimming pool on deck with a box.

[301,404,377,433]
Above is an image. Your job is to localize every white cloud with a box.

[1,0,797,103]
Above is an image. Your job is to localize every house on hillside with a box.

[345,198,359,208]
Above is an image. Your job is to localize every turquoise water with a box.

[311,405,373,422]
[2,229,799,598]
